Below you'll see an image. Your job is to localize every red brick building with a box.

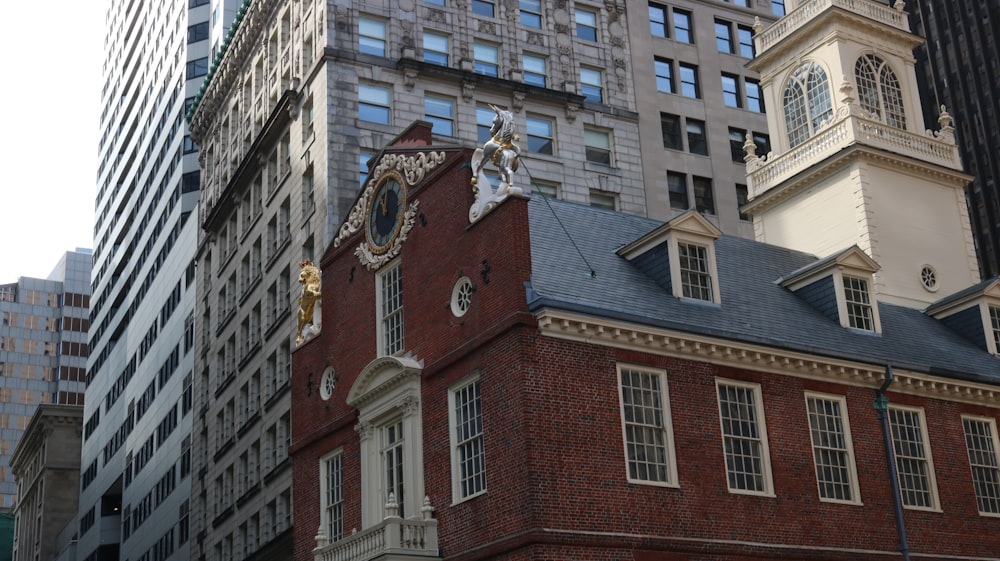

[290,120,1000,561]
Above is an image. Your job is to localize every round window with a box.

[450,277,474,317]
[319,367,336,401]
[919,265,938,292]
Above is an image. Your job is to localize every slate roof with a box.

[525,196,1000,384]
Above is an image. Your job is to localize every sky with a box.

[0,2,105,284]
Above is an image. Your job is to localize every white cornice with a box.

[535,309,1000,408]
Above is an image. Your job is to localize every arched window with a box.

[855,54,906,129]
[783,62,833,148]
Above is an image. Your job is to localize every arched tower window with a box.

[855,54,906,129]
[783,62,833,148]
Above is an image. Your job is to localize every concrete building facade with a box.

[10,404,84,561]
[0,251,91,512]
[80,1,238,560]
[186,1,784,560]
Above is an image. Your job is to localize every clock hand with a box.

[380,191,388,215]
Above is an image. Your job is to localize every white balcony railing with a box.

[314,499,439,561]
[746,110,961,198]
[756,0,910,55]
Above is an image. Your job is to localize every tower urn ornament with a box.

[469,104,522,223]
[296,259,322,345]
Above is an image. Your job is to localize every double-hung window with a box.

[717,380,773,494]
[423,32,449,66]
[472,0,495,17]
[584,127,612,165]
[888,406,939,510]
[679,242,713,299]
[358,83,391,124]
[715,20,733,53]
[320,450,344,541]
[382,421,406,515]
[673,9,692,43]
[424,94,455,136]
[523,54,547,88]
[473,42,499,77]
[746,79,764,112]
[722,73,741,108]
[654,57,673,93]
[618,365,677,485]
[679,63,700,98]
[526,115,554,155]
[667,172,688,210]
[737,25,755,58]
[660,113,682,150]
[686,119,708,156]
[580,67,604,103]
[520,0,542,28]
[359,17,387,57]
[649,3,668,37]
[962,416,1000,515]
[378,260,404,356]
[576,8,598,41]
[842,276,874,331]
[806,393,860,503]
[450,377,486,501]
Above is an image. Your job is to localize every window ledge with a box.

[263,457,291,484]
[237,410,261,437]
[678,296,721,308]
[264,380,291,411]
[236,482,261,507]
[583,161,619,175]
[212,506,235,528]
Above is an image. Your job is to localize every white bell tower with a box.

[742,0,980,309]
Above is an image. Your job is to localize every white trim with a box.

[960,414,1000,517]
[448,374,486,504]
[715,378,775,497]
[616,364,679,488]
[887,404,941,512]
[982,301,1000,357]
[376,258,404,357]
[535,309,1000,408]
[835,270,882,334]
[803,391,862,505]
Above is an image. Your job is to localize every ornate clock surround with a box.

[334,151,445,270]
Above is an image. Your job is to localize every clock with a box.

[366,171,407,255]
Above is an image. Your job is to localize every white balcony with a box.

[755,0,910,55]
[746,111,961,199]
[313,516,439,561]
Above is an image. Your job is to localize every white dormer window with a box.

[842,275,874,331]
[678,243,713,301]
[779,246,882,334]
[617,210,723,305]
[925,279,1000,357]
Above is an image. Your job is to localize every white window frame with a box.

[580,66,604,103]
[716,378,774,496]
[376,258,404,356]
[525,114,554,155]
[616,364,678,487]
[449,375,486,503]
[804,392,862,505]
[834,270,882,333]
[575,7,598,41]
[666,225,721,304]
[887,404,940,511]
[319,449,345,542]
[583,126,612,166]
[347,356,425,528]
[961,415,1000,516]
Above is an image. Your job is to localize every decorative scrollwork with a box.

[334,152,444,247]
[354,200,420,270]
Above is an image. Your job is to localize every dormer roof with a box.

[617,210,721,261]
[777,245,880,290]
[525,197,998,383]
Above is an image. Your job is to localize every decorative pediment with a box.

[779,245,880,291]
[617,210,721,260]
[346,355,424,411]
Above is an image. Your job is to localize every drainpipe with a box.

[873,364,911,561]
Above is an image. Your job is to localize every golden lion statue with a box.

[296,260,322,344]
